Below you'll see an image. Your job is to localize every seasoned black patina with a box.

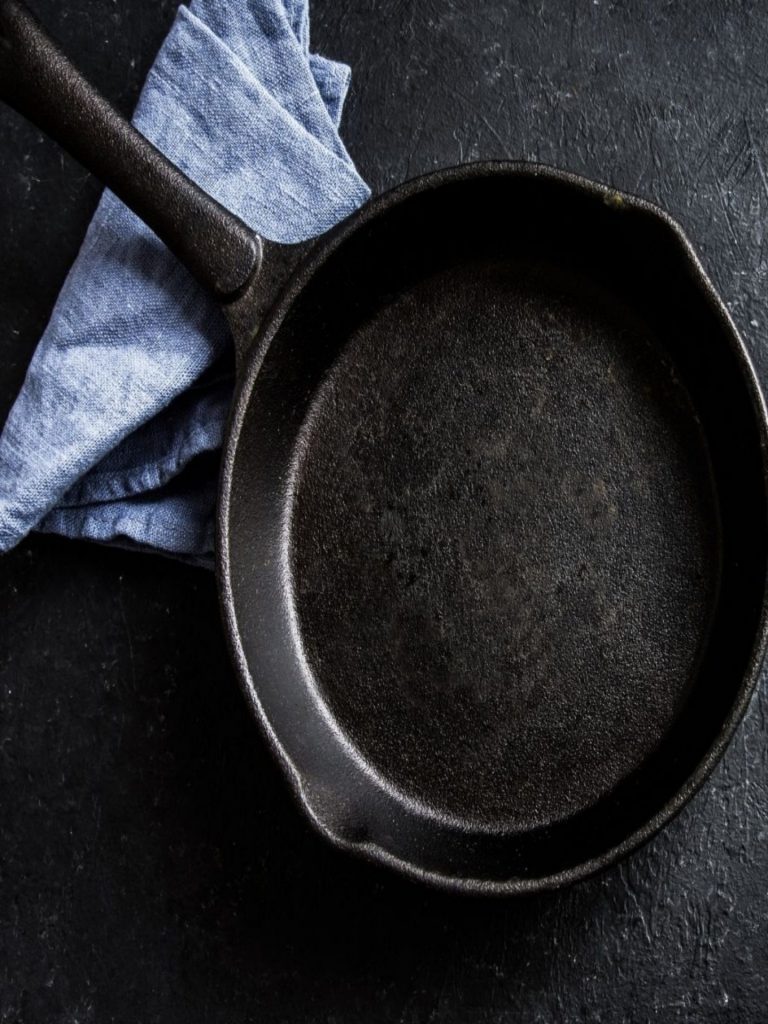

[293,259,719,829]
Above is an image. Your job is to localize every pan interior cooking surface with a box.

[290,257,720,830]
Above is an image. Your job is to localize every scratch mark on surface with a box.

[475,108,511,156]
[619,863,652,944]
[716,182,745,259]
[117,583,137,695]
[446,82,511,157]
[746,120,768,205]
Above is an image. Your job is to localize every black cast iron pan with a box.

[2,0,768,895]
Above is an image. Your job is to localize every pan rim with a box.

[217,160,768,895]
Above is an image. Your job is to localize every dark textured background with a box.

[1,1,768,1020]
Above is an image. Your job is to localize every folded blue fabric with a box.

[0,0,370,566]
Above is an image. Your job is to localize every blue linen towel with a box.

[0,0,370,566]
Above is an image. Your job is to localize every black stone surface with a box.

[1,0,767,1020]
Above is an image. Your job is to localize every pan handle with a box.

[0,0,262,300]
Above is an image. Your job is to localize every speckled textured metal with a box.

[218,163,768,893]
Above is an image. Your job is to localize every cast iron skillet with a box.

[2,0,768,895]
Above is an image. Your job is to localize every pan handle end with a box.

[0,0,262,300]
